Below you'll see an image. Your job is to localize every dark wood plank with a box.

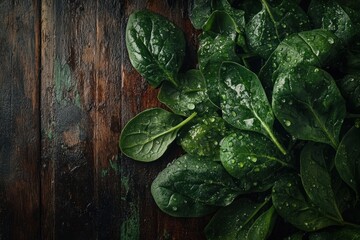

[0,0,41,239]
[41,0,122,239]
[120,1,209,239]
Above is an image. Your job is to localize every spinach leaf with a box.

[203,10,240,35]
[337,73,360,113]
[189,0,213,29]
[272,65,346,149]
[220,131,291,192]
[259,29,340,91]
[335,126,360,199]
[308,0,360,44]
[205,197,273,240]
[119,108,196,162]
[300,143,343,220]
[246,0,310,59]
[332,169,357,213]
[198,33,240,105]
[151,154,240,217]
[309,227,360,240]
[126,10,185,87]
[284,232,305,240]
[158,69,215,117]
[272,174,340,231]
[179,115,229,158]
[220,61,286,154]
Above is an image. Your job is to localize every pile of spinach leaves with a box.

[121,0,360,238]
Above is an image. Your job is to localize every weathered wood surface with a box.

[0,0,208,239]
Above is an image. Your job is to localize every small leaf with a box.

[337,73,360,113]
[119,108,194,162]
[126,10,185,87]
[272,174,340,232]
[246,206,277,240]
[335,126,360,199]
[246,0,310,59]
[158,69,215,116]
[205,197,271,240]
[189,0,213,29]
[151,154,240,217]
[179,115,229,158]
[300,143,343,220]
[272,65,346,149]
[220,131,290,193]
[220,61,286,154]
[198,33,240,105]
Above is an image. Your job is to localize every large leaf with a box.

[309,227,360,240]
[220,131,290,192]
[198,33,240,105]
[308,0,360,43]
[335,126,360,199]
[151,154,240,217]
[272,174,340,232]
[126,10,185,87]
[220,61,286,154]
[272,65,346,149]
[246,0,310,59]
[300,143,343,220]
[158,69,215,117]
[119,108,195,162]
[205,197,273,240]
[179,115,229,158]
[259,29,340,91]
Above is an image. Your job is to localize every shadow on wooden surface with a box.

[0,0,208,239]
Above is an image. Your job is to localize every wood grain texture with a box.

[0,0,41,239]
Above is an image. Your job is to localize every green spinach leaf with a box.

[272,65,346,149]
[119,108,195,162]
[158,69,215,116]
[309,226,360,240]
[220,131,291,192]
[272,174,340,231]
[335,126,360,199]
[179,115,228,158]
[198,33,240,105]
[126,10,185,87]
[337,73,360,113]
[189,0,213,29]
[151,154,240,217]
[259,29,340,91]
[205,197,273,240]
[300,143,343,220]
[308,0,360,44]
[220,61,286,154]
[246,0,310,59]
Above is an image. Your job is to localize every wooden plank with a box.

[41,0,122,239]
[0,0,41,239]
[120,1,209,239]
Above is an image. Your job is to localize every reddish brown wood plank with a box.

[0,0,41,239]
[120,1,209,239]
[41,0,122,239]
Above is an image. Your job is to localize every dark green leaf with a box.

[203,10,239,35]
[119,108,194,162]
[259,29,340,91]
[205,197,272,240]
[189,0,213,29]
[309,227,360,240]
[308,0,360,43]
[198,33,240,105]
[272,174,340,232]
[158,69,215,116]
[179,115,229,158]
[335,126,360,199]
[300,143,343,220]
[220,61,286,154]
[247,206,277,240]
[220,131,290,192]
[272,65,346,149]
[126,10,185,87]
[246,0,310,59]
[337,73,360,113]
[284,232,305,240]
[151,154,240,217]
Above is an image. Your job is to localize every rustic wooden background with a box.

[0,0,209,239]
